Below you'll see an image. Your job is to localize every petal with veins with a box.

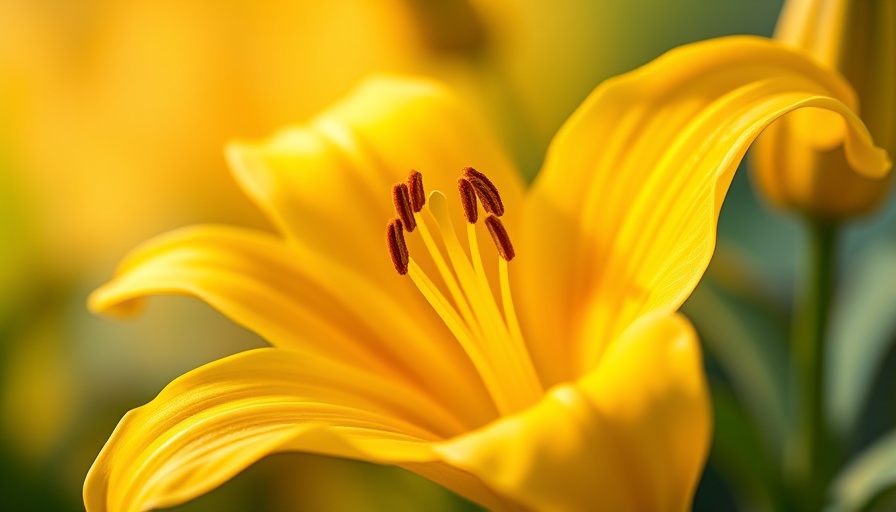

[84,348,515,512]
[89,224,495,427]
[435,313,709,512]
[518,36,891,384]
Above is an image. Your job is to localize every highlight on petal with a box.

[84,348,513,512]
[89,224,496,429]
[435,313,710,512]
[517,35,892,384]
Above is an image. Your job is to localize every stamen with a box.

[499,258,525,356]
[457,178,479,224]
[428,191,542,410]
[416,208,485,341]
[485,215,515,261]
[383,175,542,415]
[463,167,504,216]
[408,170,426,212]
[386,218,409,275]
[406,260,511,412]
[392,183,417,232]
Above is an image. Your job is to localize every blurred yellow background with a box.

[0,1,784,510]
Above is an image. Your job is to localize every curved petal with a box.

[518,35,892,384]
[434,313,710,512]
[84,348,515,512]
[226,75,524,310]
[89,224,496,428]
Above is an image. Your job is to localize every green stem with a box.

[787,219,839,510]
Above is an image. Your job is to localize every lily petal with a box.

[226,75,524,306]
[435,313,709,512]
[84,348,514,512]
[89,224,495,428]
[518,36,891,383]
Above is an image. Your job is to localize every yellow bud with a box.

[752,0,896,219]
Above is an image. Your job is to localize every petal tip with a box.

[87,284,145,318]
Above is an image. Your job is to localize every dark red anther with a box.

[484,215,514,261]
[463,167,504,216]
[392,183,417,232]
[386,218,409,275]
[458,178,479,224]
[408,170,426,212]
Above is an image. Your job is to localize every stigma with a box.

[383,168,540,415]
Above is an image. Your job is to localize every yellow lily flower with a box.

[85,37,889,512]
[752,0,896,218]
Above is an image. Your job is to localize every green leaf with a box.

[827,237,896,438]
[828,429,896,512]
[708,384,785,511]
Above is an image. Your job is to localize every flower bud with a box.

[752,0,896,219]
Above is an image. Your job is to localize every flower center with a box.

[385,168,543,415]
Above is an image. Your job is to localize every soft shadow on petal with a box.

[517,36,891,384]
[226,76,523,309]
[84,348,513,512]
[89,224,496,429]
[435,313,710,512]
